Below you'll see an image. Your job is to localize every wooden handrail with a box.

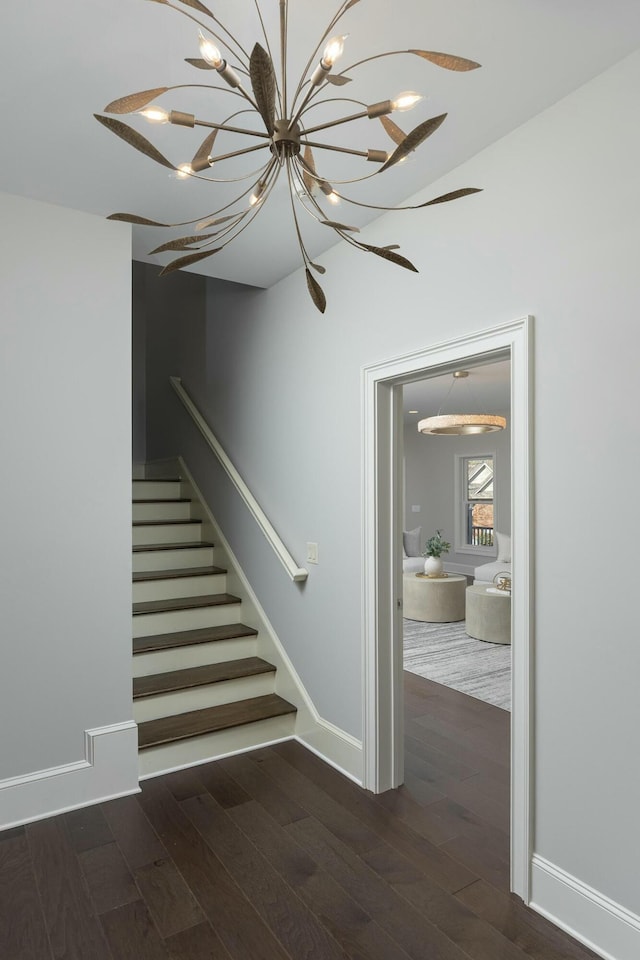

[170,376,308,582]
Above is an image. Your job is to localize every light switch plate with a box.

[411,505,421,513]
[306,542,319,564]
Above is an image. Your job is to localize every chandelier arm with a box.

[252,0,282,114]
[225,84,262,115]
[285,161,313,267]
[280,0,288,116]
[193,119,271,139]
[290,163,324,220]
[335,50,413,78]
[295,149,381,190]
[190,163,272,184]
[206,142,271,164]
[209,159,280,245]
[298,161,383,187]
[300,139,383,161]
[288,85,319,132]
[159,0,251,67]
[133,82,247,101]
[300,96,367,116]
[192,160,276,222]
[192,213,252,247]
[289,0,357,112]
[300,110,370,136]
[334,192,460,212]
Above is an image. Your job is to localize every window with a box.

[458,455,495,551]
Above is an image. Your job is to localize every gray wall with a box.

[141,51,640,918]
[0,192,133,779]
[403,419,511,568]
[132,264,147,465]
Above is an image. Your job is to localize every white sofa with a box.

[473,532,511,583]
[404,555,425,574]
[403,526,425,574]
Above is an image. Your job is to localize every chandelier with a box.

[418,370,507,435]
[95,0,482,312]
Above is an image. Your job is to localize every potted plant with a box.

[422,530,451,577]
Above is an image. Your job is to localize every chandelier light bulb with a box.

[391,91,423,113]
[319,180,340,205]
[321,34,347,69]
[198,31,223,68]
[250,181,266,206]
[138,106,169,124]
[175,163,193,180]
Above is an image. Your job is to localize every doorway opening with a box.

[402,358,511,710]
[361,316,533,903]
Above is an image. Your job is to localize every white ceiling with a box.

[2,1,640,288]
[403,358,510,425]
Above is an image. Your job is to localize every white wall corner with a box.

[530,855,640,960]
[177,456,364,784]
[0,721,139,831]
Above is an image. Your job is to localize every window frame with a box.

[454,452,498,556]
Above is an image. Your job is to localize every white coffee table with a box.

[403,573,467,623]
[465,584,511,644]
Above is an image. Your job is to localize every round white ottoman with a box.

[403,574,467,623]
[465,584,511,644]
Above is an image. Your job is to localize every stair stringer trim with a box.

[178,456,364,785]
[0,722,139,831]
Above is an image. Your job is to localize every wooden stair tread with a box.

[133,565,226,583]
[133,593,240,616]
[138,694,297,749]
[133,541,215,553]
[133,623,258,655]
[133,657,275,699]
[132,497,191,504]
[133,519,202,527]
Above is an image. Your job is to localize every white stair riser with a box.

[133,501,192,523]
[133,635,257,677]
[133,573,227,604]
[138,715,296,778]
[133,673,275,723]
[132,481,183,500]
[133,602,242,638]
[133,523,203,546]
[132,547,214,573]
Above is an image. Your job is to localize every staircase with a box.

[132,475,297,778]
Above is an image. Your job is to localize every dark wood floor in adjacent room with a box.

[1,673,601,960]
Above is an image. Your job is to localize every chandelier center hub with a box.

[270,119,301,159]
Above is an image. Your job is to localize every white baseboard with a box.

[177,456,364,784]
[0,721,139,831]
[296,721,363,785]
[530,855,640,960]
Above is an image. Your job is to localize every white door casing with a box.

[361,315,534,903]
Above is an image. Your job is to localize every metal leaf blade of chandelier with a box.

[95,0,483,312]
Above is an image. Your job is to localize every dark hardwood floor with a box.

[0,674,601,960]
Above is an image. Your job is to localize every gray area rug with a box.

[403,618,511,711]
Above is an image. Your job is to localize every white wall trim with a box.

[177,456,363,784]
[531,855,640,960]
[297,720,363,786]
[361,315,534,903]
[0,721,139,831]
